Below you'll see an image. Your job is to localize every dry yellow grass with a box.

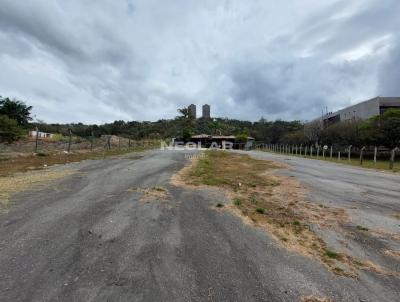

[127,186,170,202]
[0,169,75,207]
[302,296,334,302]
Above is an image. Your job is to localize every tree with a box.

[360,109,400,148]
[176,107,195,140]
[0,97,32,126]
[235,133,248,143]
[0,115,25,142]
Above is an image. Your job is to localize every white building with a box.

[29,130,54,139]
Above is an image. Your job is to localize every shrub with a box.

[256,207,265,214]
[233,198,241,206]
[0,115,25,142]
[249,193,257,204]
[356,225,368,231]
[325,250,339,259]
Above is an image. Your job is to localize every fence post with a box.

[330,146,333,159]
[35,126,39,153]
[322,148,326,159]
[310,146,313,157]
[90,131,94,151]
[360,146,366,165]
[338,151,341,160]
[374,146,377,165]
[348,145,352,161]
[389,147,399,170]
[67,129,72,153]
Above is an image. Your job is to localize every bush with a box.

[256,207,265,214]
[0,115,25,142]
[233,198,241,206]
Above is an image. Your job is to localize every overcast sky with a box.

[0,0,399,123]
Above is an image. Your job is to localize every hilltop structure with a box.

[187,104,211,119]
[188,104,196,119]
[202,104,211,119]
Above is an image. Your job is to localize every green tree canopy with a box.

[0,97,33,126]
[0,115,25,142]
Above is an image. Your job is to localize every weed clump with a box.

[256,207,265,214]
[325,250,340,259]
[233,198,241,206]
[356,225,368,231]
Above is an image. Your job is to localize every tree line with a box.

[1,96,399,149]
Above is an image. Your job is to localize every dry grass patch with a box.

[127,186,170,202]
[179,150,395,277]
[0,148,149,177]
[0,169,75,207]
[302,296,334,302]
[384,249,400,259]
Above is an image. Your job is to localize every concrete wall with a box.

[323,96,400,123]
[337,97,380,121]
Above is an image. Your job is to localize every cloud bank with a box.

[0,0,399,123]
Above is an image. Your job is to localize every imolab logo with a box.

[160,140,233,150]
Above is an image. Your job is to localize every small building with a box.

[202,104,211,119]
[188,104,196,119]
[323,96,400,126]
[29,130,54,139]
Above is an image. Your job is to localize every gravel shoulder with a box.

[0,150,399,301]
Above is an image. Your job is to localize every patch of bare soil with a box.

[301,296,334,302]
[0,169,75,207]
[173,150,398,277]
[127,186,170,202]
[384,249,400,259]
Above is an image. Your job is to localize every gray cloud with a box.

[0,0,399,123]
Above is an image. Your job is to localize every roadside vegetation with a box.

[0,97,32,142]
[0,144,154,177]
[265,150,400,172]
[183,150,396,277]
[0,169,75,207]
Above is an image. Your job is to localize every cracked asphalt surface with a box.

[0,150,399,301]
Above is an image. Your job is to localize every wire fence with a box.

[0,134,159,157]
[252,143,400,170]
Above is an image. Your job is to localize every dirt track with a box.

[0,150,399,301]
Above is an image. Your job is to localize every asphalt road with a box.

[0,150,399,301]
